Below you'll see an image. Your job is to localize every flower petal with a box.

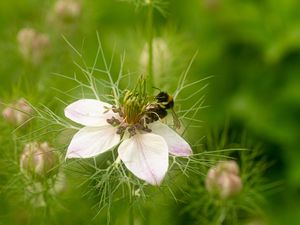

[64,99,115,126]
[66,126,120,158]
[149,121,192,156]
[118,133,168,185]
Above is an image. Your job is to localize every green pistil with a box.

[123,91,147,124]
[122,77,148,124]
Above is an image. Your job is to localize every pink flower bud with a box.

[203,0,220,10]
[2,98,33,125]
[17,28,50,64]
[140,38,172,87]
[219,160,240,175]
[54,0,81,21]
[246,220,267,225]
[205,160,243,199]
[20,142,59,179]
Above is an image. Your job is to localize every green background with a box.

[0,0,300,224]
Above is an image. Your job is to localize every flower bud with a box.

[54,0,81,21]
[17,28,50,64]
[205,160,243,199]
[20,142,59,180]
[219,160,239,175]
[2,98,33,125]
[203,0,220,10]
[246,220,267,225]
[140,38,171,87]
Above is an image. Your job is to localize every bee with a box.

[155,91,174,109]
[146,91,181,129]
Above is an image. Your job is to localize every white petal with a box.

[64,99,116,126]
[66,126,120,158]
[118,133,169,185]
[149,122,192,157]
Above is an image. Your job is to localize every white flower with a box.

[64,99,192,185]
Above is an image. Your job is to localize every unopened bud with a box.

[246,220,267,225]
[219,160,239,175]
[140,38,171,86]
[17,28,50,64]
[205,160,243,199]
[54,0,81,21]
[203,0,220,10]
[2,98,33,125]
[20,142,59,179]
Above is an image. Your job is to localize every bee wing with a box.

[171,109,181,129]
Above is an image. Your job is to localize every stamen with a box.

[116,126,126,135]
[143,127,152,133]
[128,126,136,137]
[106,116,121,126]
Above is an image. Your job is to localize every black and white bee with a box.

[146,91,180,129]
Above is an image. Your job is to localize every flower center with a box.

[123,90,147,124]
[106,77,156,137]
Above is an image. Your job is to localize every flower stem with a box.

[147,2,154,89]
[129,203,134,225]
[216,207,227,225]
[128,174,134,225]
[42,180,51,222]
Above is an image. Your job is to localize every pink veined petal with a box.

[118,133,169,185]
[66,125,120,158]
[149,121,192,157]
[64,99,116,127]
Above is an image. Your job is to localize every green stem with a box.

[128,174,134,225]
[147,2,154,89]
[129,203,134,225]
[216,206,227,225]
[42,180,50,223]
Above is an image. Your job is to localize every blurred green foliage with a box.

[1,0,300,225]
